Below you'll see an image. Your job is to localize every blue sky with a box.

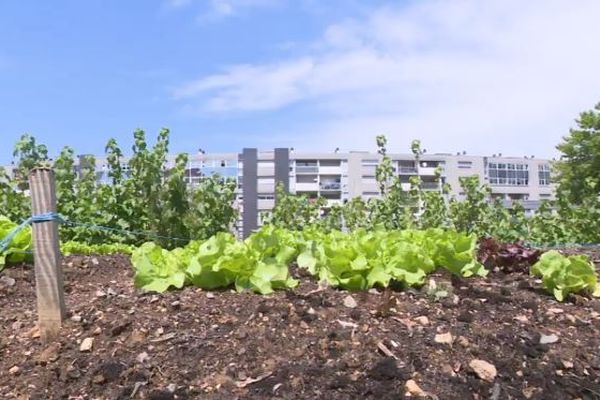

[2,0,600,163]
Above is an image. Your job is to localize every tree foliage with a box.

[554,102,600,203]
[0,130,238,249]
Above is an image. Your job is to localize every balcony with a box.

[319,166,342,174]
[421,181,441,190]
[258,199,275,210]
[258,183,274,193]
[418,167,440,176]
[398,166,418,174]
[201,166,239,178]
[319,182,341,191]
[257,166,274,177]
[296,165,319,174]
[295,182,319,192]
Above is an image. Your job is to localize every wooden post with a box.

[29,167,66,341]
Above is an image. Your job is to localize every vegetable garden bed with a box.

[1,252,600,399]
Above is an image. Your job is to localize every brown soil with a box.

[1,251,600,400]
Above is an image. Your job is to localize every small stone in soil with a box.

[343,295,358,309]
[70,315,82,322]
[405,379,427,397]
[136,352,150,363]
[79,337,94,352]
[539,334,559,344]
[434,332,453,345]
[469,359,497,382]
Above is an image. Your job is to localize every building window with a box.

[458,161,472,169]
[538,164,551,185]
[487,162,529,186]
[508,193,529,201]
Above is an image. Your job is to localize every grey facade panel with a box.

[274,148,290,200]
[242,148,258,238]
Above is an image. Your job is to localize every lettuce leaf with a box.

[531,250,600,301]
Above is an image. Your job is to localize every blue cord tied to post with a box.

[0,212,62,254]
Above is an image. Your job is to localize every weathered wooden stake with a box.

[29,167,66,342]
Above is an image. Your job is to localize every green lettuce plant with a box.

[531,250,600,301]
[0,216,32,270]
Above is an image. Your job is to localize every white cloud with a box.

[197,0,281,20]
[173,0,600,156]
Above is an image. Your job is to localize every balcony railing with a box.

[296,165,319,173]
[319,182,341,191]
[421,182,441,190]
[398,166,418,174]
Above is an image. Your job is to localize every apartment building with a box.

[1,148,555,237]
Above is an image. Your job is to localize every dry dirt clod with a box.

[343,295,358,309]
[514,315,528,323]
[0,276,16,286]
[405,379,427,397]
[37,343,61,364]
[9,366,20,375]
[469,359,497,382]
[522,386,541,399]
[414,316,430,326]
[80,337,94,352]
[136,352,149,364]
[26,325,41,339]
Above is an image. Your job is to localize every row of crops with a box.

[2,214,598,302]
[2,128,600,303]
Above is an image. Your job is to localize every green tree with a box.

[554,102,600,203]
[13,134,49,190]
